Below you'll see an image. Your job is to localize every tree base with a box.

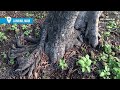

[8,11,102,79]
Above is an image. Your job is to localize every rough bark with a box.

[43,11,81,63]
[8,11,102,79]
[75,11,103,47]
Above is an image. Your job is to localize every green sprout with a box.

[24,30,32,36]
[22,25,28,30]
[11,24,18,30]
[99,65,110,79]
[0,32,7,42]
[106,20,117,30]
[77,54,92,73]
[59,58,68,70]
[103,43,112,54]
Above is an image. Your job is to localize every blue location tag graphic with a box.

[6,17,12,23]
[0,17,33,24]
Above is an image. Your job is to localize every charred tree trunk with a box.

[8,11,102,79]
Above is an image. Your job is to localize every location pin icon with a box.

[6,16,11,23]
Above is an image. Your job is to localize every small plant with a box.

[9,57,15,65]
[38,15,44,19]
[106,20,117,30]
[113,67,120,79]
[77,54,92,73]
[1,52,7,59]
[104,31,111,37]
[24,30,32,36]
[0,32,7,42]
[98,52,108,61]
[99,65,110,79]
[25,13,34,17]
[103,43,112,54]
[11,24,18,30]
[59,58,68,70]
[108,57,120,79]
[112,45,120,53]
[81,47,86,53]
[99,53,120,79]
[22,25,28,30]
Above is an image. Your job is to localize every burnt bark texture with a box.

[8,11,102,79]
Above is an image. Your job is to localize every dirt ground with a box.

[0,11,119,79]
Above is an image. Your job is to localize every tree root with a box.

[75,11,102,48]
[9,21,48,78]
[24,37,40,44]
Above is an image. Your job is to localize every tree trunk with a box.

[43,11,81,63]
[9,11,102,79]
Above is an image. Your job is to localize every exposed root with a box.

[9,47,41,79]
[75,11,102,48]
[9,22,49,78]
[8,44,37,59]
[24,37,40,44]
